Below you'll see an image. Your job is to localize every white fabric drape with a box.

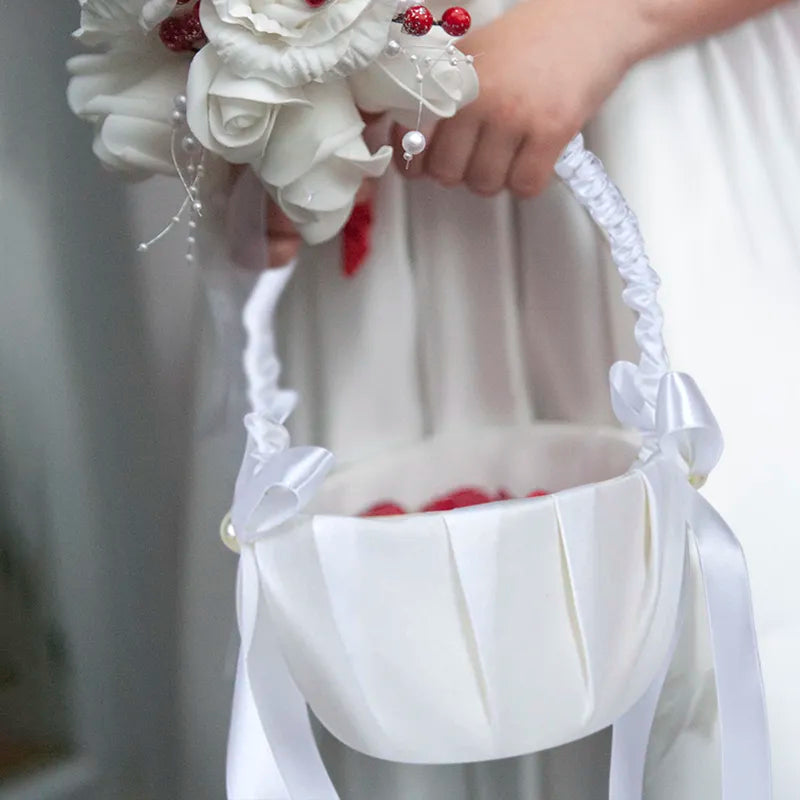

[266,5,800,799]
[174,3,800,799]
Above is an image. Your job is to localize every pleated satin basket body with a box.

[224,135,772,800]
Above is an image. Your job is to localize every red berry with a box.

[402,5,434,36]
[159,5,206,52]
[440,6,471,36]
[362,502,406,517]
[527,489,550,498]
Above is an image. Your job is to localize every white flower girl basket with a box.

[224,135,771,800]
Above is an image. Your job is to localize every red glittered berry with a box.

[441,6,471,36]
[159,5,206,52]
[402,5,434,36]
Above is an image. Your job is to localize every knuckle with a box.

[508,168,548,198]
[268,238,300,267]
[466,172,504,197]
[427,162,463,187]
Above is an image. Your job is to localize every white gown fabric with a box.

[172,4,800,800]
[244,4,800,799]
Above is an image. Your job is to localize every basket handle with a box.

[555,134,670,458]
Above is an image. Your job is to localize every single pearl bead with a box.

[192,201,203,214]
[188,220,197,230]
[187,236,196,246]
[466,54,474,63]
[137,243,149,253]
[185,253,195,263]
[384,39,402,57]
[182,135,199,153]
[423,56,433,66]
[173,94,187,111]
[409,53,418,63]
[450,56,458,66]
[416,72,424,83]
[171,215,181,224]
[171,109,184,125]
[446,44,457,55]
[402,129,427,156]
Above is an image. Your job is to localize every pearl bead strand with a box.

[137,94,206,263]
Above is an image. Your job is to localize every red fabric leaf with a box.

[342,201,373,277]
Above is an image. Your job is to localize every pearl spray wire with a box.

[137,93,206,265]
[386,1,474,167]
[381,38,475,168]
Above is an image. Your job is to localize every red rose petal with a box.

[362,501,406,517]
[447,488,494,508]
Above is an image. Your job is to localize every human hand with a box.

[392,0,644,197]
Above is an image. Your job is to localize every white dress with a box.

[265,4,800,799]
[174,4,800,799]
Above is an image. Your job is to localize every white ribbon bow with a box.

[611,364,724,485]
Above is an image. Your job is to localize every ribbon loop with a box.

[611,367,724,485]
[230,412,335,544]
[655,373,723,486]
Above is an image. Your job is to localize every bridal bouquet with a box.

[67,0,479,245]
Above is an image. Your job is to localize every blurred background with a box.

[0,6,242,799]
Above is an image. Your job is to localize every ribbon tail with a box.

[227,547,340,800]
[690,490,772,800]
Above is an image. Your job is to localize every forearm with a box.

[632,0,793,61]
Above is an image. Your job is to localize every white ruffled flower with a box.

[68,42,189,175]
[350,29,479,128]
[199,0,397,88]
[259,80,392,244]
[186,46,309,163]
[75,0,177,45]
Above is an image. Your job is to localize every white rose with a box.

[350,28,479,128]
[259,80,392,244]
[200,0,396,88]
[68,43,189,175]
[75,0,177,45]
[186,46,309,163]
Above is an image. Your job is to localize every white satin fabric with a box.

[254,5,800,799]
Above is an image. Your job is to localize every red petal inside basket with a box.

[359,487,551,517]
[423,488,494,512]
[361,502,406,517]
